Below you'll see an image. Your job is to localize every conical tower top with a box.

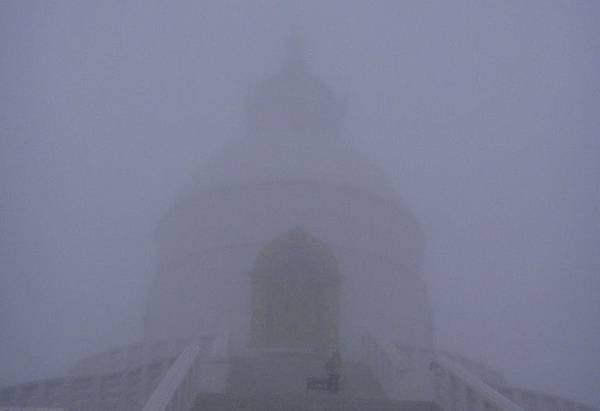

[282,29,309,74]
[245,33,344,137]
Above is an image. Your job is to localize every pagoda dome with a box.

[245,33,345,137]
[192,34,393,196]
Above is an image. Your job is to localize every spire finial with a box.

[283,27,308,73]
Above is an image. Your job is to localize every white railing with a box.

[0,336,220,411]
[498,386,597,411]
[141,343,204,411]
[141,334,229,411]
[360,333,432,400]
[431,357,524,411]
[360,333,407,397]
[360,333,525,410]
[0,358,173,410]
[0,408,65,411]
[68,338,194,377]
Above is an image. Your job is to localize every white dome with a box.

[195,132,395,196]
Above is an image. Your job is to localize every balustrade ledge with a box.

[141,342,203,411]
[432,357,523,411]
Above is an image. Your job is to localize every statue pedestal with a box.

[245,344,319,359]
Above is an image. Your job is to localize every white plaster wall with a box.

[145,181,433,352]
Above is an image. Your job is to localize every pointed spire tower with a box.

[282,29,309,73]
[245,32,344,138]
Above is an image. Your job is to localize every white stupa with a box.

[143,33,433,355]
[3,34,593,411]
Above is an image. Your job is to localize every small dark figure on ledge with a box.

[306,350,342,393]
[325,350,342,392]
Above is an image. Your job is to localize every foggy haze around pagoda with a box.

[1,1,599,408]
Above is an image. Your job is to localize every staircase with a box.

[191,353,441,411]
[192,393,442,411]
[226,354,385,397]
[141,337,528,411]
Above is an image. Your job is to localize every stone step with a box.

[226,355,385,398]
[192,393,442,411]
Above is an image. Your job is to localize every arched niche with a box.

[249,228,341,355]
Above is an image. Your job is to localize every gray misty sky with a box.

[1,0,599,408]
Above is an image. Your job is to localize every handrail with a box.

[499,386,598,411]
[360,334,406,377]
[431,357,524,411]
[0,408,65,410]
[141,333,229,411]
[360,333,422,399]
[0,358,173,410]
[0,408,65,411]
[141,342,204,411]
[361,332,524,410]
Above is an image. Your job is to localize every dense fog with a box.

[1,1,599,408]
